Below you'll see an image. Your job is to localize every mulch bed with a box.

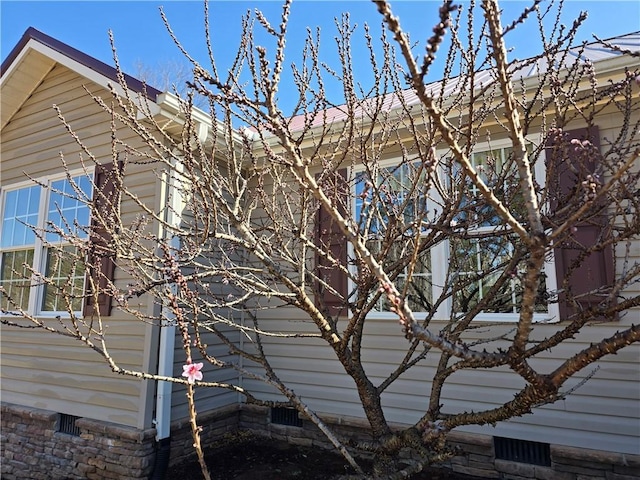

[166,436,486,479]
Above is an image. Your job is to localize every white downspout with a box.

[155,313,176,441]
[150,160,182,479]
[154,116,208,444]
[154,160,182,442]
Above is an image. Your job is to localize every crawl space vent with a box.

[57,413,81,436]
[494,436,550,466]
[270,407,303,427]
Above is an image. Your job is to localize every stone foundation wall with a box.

[238,404,374,450]
[3,401,638,480]
[1,403,156,480]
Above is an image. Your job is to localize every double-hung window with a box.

[352,139,558,322]
[0,173,93,315]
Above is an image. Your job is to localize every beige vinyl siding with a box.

[168,264,241,421]
[0,63,160,429]
[169,326,240,421]
[241,311,639,454]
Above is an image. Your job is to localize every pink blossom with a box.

[182,362,204,384]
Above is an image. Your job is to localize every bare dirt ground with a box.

[166,436,487,479]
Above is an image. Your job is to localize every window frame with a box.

[350,137,559,323]
[0,169,93,318]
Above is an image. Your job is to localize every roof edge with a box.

[1,27,162,100]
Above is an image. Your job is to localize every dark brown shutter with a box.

[316,168,349,317]
[84,161,120,317]
[546,126,615,321]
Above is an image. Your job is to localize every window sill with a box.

[361,311,560,324]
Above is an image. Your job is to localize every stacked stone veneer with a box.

[2,401,639,479]
[1,403,155,480]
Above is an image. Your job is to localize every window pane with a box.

[4,190,17,218]
[355,172,368,229]
[0,249,34,311]
[402,272,433,312]
[46,176,92,243]
[47,211,62,236]
[28,187,41,215]
[1,186,41,248]
[456,145,531,228]
[452,237,514,313]
[42,246,85,312]
[76,208,90,230]
[366,238,432,312]
[2,219,15,248]
[451,236,548,314]
[77,175,93,195]
[481,271,516,313]
[15,191,29,217]
[12,221,27,246]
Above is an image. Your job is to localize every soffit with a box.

[1,46,56,130]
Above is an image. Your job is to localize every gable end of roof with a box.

[1,27,161,100]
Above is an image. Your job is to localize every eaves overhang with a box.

[148,92,246,149]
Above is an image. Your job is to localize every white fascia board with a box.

[0,41,40,85]
[19,40,133,98]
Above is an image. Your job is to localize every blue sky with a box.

[1,1,639,113]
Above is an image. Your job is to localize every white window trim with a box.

[349,136,560,323]
[0,168,93,318]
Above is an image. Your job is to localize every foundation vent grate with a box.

[494,436,550,466]
[270,407,303,427]
[57,413,81,436]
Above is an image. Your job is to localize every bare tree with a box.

[134,57,208,108]
[2,0,639,478]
